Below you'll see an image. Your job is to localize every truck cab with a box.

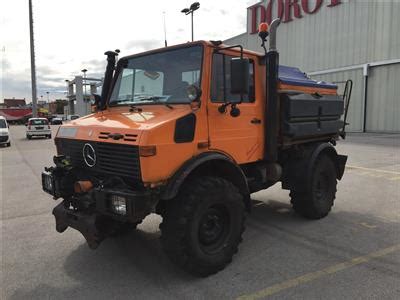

[42,21,349,276]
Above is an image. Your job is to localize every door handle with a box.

[251,118,261,124]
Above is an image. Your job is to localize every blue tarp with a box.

[279,65,337,90]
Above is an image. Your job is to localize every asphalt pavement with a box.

[1,126,399,299]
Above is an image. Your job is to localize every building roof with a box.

[0,108,32,121]
[4,98,27,107]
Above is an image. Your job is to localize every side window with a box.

[211,53,255,103]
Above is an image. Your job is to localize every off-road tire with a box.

[290,154,337,219]
[160,176,245,277]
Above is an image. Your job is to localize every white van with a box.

[0,116,11,147]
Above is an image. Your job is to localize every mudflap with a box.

[336,154,348,180]
[53,202,104,249]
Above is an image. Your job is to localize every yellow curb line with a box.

[237,244,400,300]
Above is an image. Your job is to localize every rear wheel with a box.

[160,176,245,277]
[290,154,337,219]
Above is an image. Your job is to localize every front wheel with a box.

[290,154,337,219]
[160,176,245,277]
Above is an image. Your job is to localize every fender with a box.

[282,142,347,191]
[161,151,250,207]
[308,143,347,182]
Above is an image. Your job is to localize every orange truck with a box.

[42,19,351,276]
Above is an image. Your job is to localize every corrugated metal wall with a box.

[224,0,400,132]
[312,69,364,132]
[366,63,400,132]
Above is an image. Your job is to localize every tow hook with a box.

[74,180,94,193]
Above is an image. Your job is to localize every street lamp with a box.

[81,69,87,102]
[181,2,200,42]
[46,91,49,103]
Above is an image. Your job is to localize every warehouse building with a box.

[225,0,400,132]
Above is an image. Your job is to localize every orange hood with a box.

[59,105,193,144]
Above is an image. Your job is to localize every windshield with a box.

[109,45,203,106]
[0,119,7,128]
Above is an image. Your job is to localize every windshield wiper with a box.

[129,105,143,112]
[138,96,173,109]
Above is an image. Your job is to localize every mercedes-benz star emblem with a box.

[83,143,96,167]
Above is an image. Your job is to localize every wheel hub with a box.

[198,205,229,252]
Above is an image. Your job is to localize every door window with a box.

[211,53,255,103]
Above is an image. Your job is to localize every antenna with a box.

[163,11,168,47]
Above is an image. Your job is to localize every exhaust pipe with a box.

[264,18,281,162]
[100,51,118,109]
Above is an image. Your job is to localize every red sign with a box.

[250,0,342,34]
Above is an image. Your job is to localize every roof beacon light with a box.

[258,22,269,53]
[259,22,269,33]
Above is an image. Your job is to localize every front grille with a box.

[56,138,141,182]
[0,136,8,142]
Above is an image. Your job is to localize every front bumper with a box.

[0,135,9,144]
[27,130,51,136]
[42,171,158,248]
[53,202,104,249]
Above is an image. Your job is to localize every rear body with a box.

[0,116,10,147]
[42,21,350,276]
[67,115,80,121]
[26,118,52,139]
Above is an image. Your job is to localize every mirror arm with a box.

[214,44,244,59]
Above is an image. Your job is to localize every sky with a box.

[0,0,257,103]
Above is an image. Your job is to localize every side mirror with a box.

[230,58,249,97]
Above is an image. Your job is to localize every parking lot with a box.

[1,125,399,299]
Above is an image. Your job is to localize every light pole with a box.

[46,91,49,103]
[81,69,87,102]
[29,0,37,117]
[181,2,200,42]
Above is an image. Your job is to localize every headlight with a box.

[110,195,127,215]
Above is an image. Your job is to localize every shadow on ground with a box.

[10,199,400,300]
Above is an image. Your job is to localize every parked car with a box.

[51,117,63,125]
[66,115,80,121]
[0,116,11,147]
[26,118,52,139]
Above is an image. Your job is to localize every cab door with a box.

[207,52,264,164]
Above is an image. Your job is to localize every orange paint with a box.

[57,41,339,185]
